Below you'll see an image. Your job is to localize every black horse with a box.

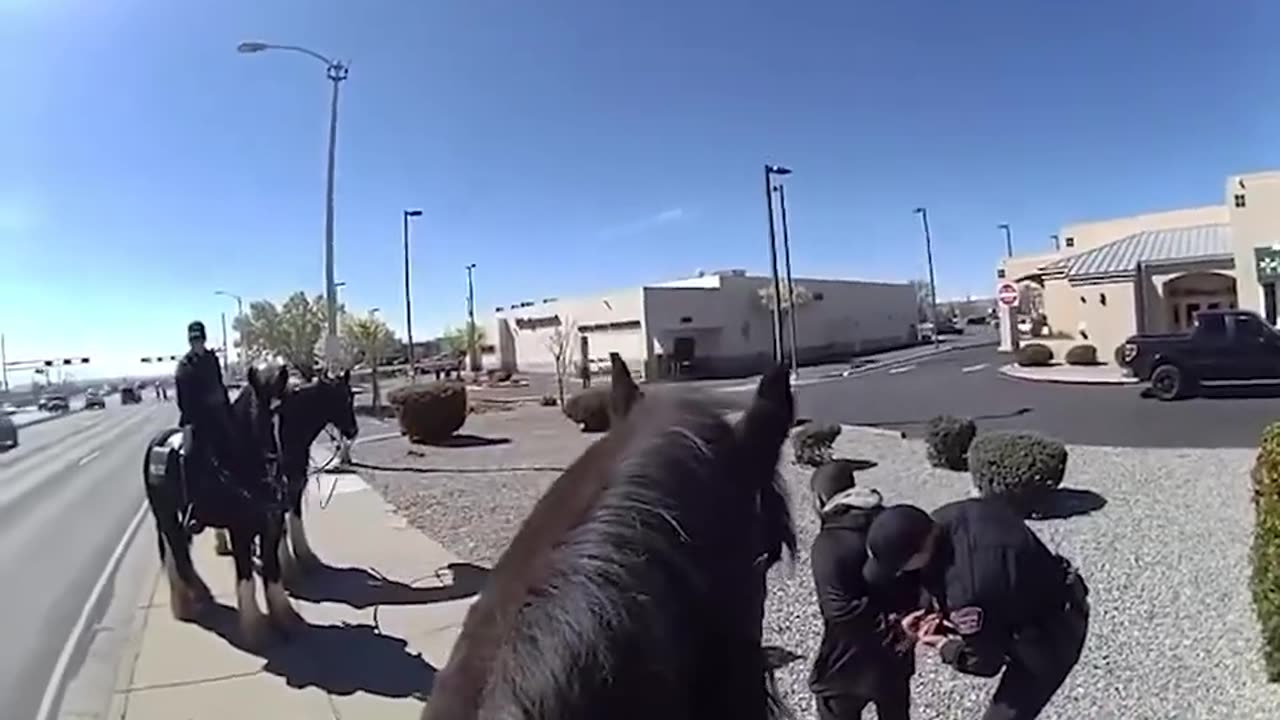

[275,369,359,578]
[142,365,300,648]
[423,355,797,720]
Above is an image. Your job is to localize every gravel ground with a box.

[356,407,1280,719]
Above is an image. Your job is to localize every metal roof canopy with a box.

[1065,224,1233,281]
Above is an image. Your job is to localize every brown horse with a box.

[423,354,797,720]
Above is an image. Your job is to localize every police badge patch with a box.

[950,606,984,635]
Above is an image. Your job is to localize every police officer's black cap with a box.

[187,321,206,340]
[863,504,935,585]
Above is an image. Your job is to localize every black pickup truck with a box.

[1118,309,1280,400]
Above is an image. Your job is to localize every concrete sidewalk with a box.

[998,362,1140,385]
[108,452,480,719]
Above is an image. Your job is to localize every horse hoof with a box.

[240,612,273,650]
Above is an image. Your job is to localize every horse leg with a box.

[146,477,210,621]
[261,514,304,636]
[286,481,322,571]
[229,525,270,649]
[213,527,232,556]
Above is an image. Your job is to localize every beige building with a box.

[999,170,1280,363]
[482,270,918,379]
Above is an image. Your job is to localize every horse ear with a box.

[735,363,794,448]
[273,365,290,394]
[608,353,640,419]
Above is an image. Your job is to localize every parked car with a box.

[0,413,16,449]
[1,402,17,416]
[120,385,143,405]
[1118,309,1280,400]
[84,389,106,410]
[936,318,964,335]
[43,394,70,413]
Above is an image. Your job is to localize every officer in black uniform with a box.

[175,321,232,486]
[862,500,1090,720]
[807,461,919,720]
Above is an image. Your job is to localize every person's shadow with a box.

[287,562,490,609]
[197,604,436,700]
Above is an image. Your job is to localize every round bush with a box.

[388,381,467,444]
[1015,343,1054,367]
[792,422,842,468]
[1064,344,1098,366]
[539,394,558,407]
[925,415,976,471]
[564,388,612,432]
[968,432,1068,512]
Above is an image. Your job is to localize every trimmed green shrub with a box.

[539,394,558,407]
[1015,343,1054,367]
[564,387,612,432]
[792,422,842,467]
[486,368,514,383]
[388,381,467,444]
[968,432,1068,512]
[1251,423,1280,681]
[1064,344,1099,366]
[925,415,976,471]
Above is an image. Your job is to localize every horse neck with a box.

[281,387,330,449]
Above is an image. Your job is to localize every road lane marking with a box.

[887,365,916,375]
[962,363,989,373]
[35,502,148,720]
[76,450,100,466]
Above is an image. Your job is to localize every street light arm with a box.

[243,42,337,67]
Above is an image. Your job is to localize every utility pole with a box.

[220,312,230,376]
[465,263,478,373]
[914,207,940,348]
[403,209,423,381]
[774,183,800,380]
[763,164,793,365]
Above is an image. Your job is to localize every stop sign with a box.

[997,282,1020,307]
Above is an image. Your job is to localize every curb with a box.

[997,364,1140,385]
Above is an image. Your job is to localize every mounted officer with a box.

[175,321,232,495]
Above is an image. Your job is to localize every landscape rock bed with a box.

[354,408,1280,719]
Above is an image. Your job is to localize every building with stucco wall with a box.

[480,270,918,380]
[998,170,1280,363]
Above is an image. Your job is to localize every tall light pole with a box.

[763,164,792,365]
[220,312,230,375]
[998,223,1014,257]
[1051,233,1061,252]
[403,209,423,381]
[465,263,478,373]
[773,182,800,380]
[914,207,940,348]
[215,290,245,379]
[237,40,348,369]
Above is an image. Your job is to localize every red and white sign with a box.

[997,282,1020,307]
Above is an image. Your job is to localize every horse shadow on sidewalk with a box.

[287,561,490,609]
[197,604,436,701]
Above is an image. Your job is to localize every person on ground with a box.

[175,320,233,487]
[807,461,921,720]
[863,500,1090,720]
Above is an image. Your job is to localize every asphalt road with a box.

[724,345,1280,448]
[0,399,176,720]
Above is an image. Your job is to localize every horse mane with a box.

[431,390,789,719]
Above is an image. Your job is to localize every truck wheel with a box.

[1150,364,1188,401]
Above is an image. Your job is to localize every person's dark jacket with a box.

[809,488,922,699]
[924,498,1076,678]
[176,348,230,428]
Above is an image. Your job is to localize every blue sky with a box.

[2,0,1277,381]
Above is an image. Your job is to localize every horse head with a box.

[237,364,290,483]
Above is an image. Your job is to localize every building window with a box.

[514,314,562,331]
[1234,193,1247,208]
[1099,293,1107,306]
[996,268,1006,279]
[679,316,693,324]
[1064,236,1076,248]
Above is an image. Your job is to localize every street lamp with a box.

[1051,233,1061,252]
[238,40,349,370]
[403,209,423,381]
[465,263,478,373]
[913,207,940,348]
[998,223,1014,257]
[214,290,245,380]
[772,183,800,380]
[763,164,792,366]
